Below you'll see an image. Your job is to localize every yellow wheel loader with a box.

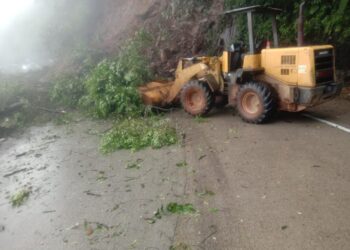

[139,4,343,124]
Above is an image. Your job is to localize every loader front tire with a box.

[181,81,214,116]
[237,82,276,124]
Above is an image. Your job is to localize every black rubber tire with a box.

[236,82,277,124]
[180,81,214,116]
[215,94,228,108]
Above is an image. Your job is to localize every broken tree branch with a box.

[37,107,66,114]
[3,168,28,178]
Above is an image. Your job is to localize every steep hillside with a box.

[91,0,224,76]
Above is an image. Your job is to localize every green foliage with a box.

[10,189,30,207]
[194,116,208,123]
[82,30,153,118]
[209,208,219,213]
[196,189,215,197]
[49,30,153,117]
[50,74,86,108]
[170,243,192,250]
[145,203,197,224]
[176,161,188,168]
[100,117,178,153]
[166,203,197,214]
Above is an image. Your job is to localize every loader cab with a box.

[221,5,282,74]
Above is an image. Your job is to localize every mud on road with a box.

[1,97,350,250]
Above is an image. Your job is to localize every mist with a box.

[0,0,100,74]
[0,1,350,249]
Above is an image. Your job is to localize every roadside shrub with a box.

[100,117,178,153]
[0,78,26,112]
[82,30,153,118]
[50,74,86,108]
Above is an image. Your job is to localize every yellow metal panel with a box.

[261,48,298,86]
[297,48,314,87]
[261,45,334,87]
[243,54,261,70]
[221,51,229,74]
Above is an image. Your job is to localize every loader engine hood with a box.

[260,45,335,88]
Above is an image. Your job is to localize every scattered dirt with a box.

[91,0,224,76]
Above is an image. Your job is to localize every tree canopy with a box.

[224,0,350,69]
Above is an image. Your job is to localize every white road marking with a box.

[302,113,350,134]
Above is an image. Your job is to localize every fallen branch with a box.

[42,210,56,214]
[84,191,102,197]
[37,107,66,114]
[3,168,28,178]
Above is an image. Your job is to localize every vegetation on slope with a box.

[224,0,350,69]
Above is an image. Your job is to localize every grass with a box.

[126,159,143,169]
[166,203,196,214]
[170,243,192,250]
[96,171,107,181]
[196,189,215,197]
[209,208,219,213]
[145,202,197,224]
[176,161,188,168]
[194,116,208,123]
[100,117,178,153]
[10,189,30,207]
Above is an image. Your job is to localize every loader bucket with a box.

[139,61,211,107]
[138,81,174,107]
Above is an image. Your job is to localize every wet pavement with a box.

[0,119,187,250]
[1,97,350,250]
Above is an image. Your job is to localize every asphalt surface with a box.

[1,97,350,250]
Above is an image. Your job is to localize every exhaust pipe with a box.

[297,2,305,46]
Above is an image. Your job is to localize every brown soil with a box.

[92,0,224,76]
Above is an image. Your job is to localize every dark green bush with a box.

[82,30,153,118]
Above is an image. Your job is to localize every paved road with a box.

[172,98,350,250]
[0,97,350,250]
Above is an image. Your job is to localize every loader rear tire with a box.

[237,82,276,124]
[181,81,214,116]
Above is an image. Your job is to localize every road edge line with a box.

[302,113,350,134]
